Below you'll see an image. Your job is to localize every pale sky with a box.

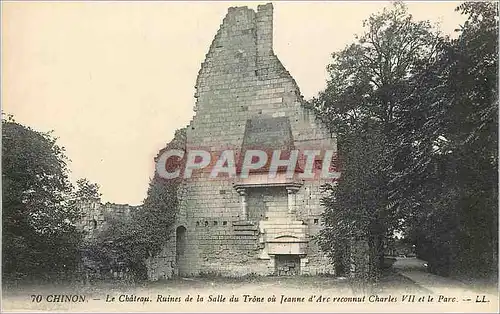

[2,1,465,205]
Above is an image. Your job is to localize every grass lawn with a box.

[3,271,426,299]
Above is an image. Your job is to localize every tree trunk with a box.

[367,235,381,282]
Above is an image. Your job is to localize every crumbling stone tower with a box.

[147,3,337,279]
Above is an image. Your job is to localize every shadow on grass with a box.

[3,270,429,297]
[145,273,353,292]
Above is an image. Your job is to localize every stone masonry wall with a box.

[79,200,139,236]
[148,3,337,279]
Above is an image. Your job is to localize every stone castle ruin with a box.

[78,201,141,281]
[147,3,338,279]
[78,200,140,236]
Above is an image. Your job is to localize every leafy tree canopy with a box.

[313,1,498,280]
[2,115,82,280]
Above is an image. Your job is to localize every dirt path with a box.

[393,257,498,312]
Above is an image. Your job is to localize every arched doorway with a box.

[175,226,188,276]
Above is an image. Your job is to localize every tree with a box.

[2,116,82,280]
[391,2,498,278]
[319,127,392,281]
[73,178,101,202]
[311,2,440,136]
[311,2,442,281]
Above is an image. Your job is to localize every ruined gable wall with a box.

[190,4,332,148]
[150,4,336,279]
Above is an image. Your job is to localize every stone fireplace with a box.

[275,255,301,276]
[233,173,309,275]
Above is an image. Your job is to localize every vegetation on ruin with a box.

[140,127,186,257]
[313,2,498,282]
[81,207,151,281]
[80,128,186,280]
[74,178,147,280]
